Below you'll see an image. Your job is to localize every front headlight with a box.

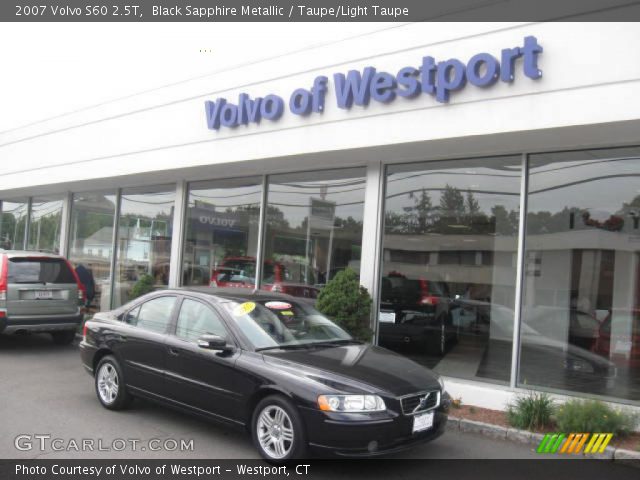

[317,394,386,412]
[437,375,445,391]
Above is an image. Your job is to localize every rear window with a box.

[8,258,76,284]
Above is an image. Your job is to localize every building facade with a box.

[2,22,640,408]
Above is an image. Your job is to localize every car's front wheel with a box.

[95,355,132,410]
[251,395,307,462]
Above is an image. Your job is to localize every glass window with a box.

[124,305,141,325]
[114,185,175,307]
[380,156,521,384]
[28,195,64,253]
[521,147,640,403]
[262,168,366,299]
[68,191,117,313]
[8,258,76,284]
[183,177,262,288]
[136,296,176,333]
[176,298,227,342]
[220,299,352,350]
[0,200,28,250]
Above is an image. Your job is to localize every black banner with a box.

[1,459,639,480]
[3,0,640,22]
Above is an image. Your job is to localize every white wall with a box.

[1,23,640,197]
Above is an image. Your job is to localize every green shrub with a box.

[507,391,555,431]
[316,268,372,341]
[555,399,638,436]
[129,274,155,300]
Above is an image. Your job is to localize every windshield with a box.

[220,299,353,350]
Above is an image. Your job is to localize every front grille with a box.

[400,390,440,415]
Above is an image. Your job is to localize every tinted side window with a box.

[176,299,227,342]
[136,296,176,333]
[8,258,76,284]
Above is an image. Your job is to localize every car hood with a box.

[262,344,441,397]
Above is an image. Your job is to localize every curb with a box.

[447,416,640,465]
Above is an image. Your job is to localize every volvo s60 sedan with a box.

[80,288,449,461]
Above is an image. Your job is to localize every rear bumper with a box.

[302,396,449,457]
[79,341,98,375]
[0,312,83,334]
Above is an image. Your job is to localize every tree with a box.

[439,184,465,223]
[465,189,481,217]
[405,189,434,233]
[315,268,372,341]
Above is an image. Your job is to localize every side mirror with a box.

[197,334,234,352]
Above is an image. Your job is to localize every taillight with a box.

[64,259,86,303]
[420,296,440,306]
[82,322,88,340]
[0,255,8,301]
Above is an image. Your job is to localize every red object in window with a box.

[65,259,87,303]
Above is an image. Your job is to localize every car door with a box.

[116,295,178,397]
[164,296,243,423]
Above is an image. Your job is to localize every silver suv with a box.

[0,251,85,344]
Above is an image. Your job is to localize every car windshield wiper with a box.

[255,344,310,352]
[305,339,363,348]
[256,339,362,352]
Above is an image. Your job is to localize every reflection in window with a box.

[113,186,175,307]
[176,299,227,342]
[183,177,262,288]
[28,196,64,253]
[380,157,521,384]
[136,296,176,333]
[521,147,640,403]
[0,200,28,250]
[68,191,117,313]
[262,168,366,300]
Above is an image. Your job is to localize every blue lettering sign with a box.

[204,36,543,130]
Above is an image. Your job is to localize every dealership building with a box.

[1,22,639,409]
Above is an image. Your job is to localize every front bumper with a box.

[301,393,449,457]
[0,312,83,334]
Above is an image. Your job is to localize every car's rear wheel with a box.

[252,395,307,462]
[95,355,132,410]
[51,330,76,345]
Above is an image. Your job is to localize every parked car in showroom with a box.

[593,309,640,370]
[0,250,85,344]
[210,256,319,300]
[378,273,457,356]
[80,288,449,461]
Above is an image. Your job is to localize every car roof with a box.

[177,286,301,304]
[0,250,63,259]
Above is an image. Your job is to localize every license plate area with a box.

[412,411,434,433]
[34,290,53,300]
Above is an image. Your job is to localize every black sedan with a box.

[79,288,449,461]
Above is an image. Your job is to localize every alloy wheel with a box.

[256,405,295,459]
[97,363,119,405]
